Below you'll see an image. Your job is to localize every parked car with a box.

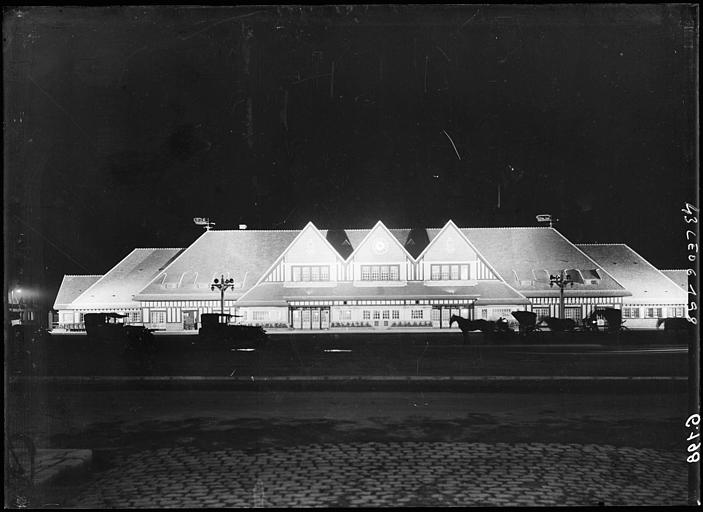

[196,313,267,348]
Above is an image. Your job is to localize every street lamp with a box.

[549,270,574,319]
[211,275,236,315]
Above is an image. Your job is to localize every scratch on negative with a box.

[28,76,96,150]
[179,11,267,40]
[442,130,462,161]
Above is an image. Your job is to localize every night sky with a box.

[4,5,698,309]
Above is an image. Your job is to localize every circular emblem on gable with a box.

[445,238,456,254]
[373,238,388,254]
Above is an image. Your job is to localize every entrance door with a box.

[292,309,302,329]
[432,308,441,328]
[321,309,330,329]
[311,308,321,329]
[183,310,197,330]
[302,309,311,329]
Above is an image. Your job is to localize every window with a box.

[623,308,631,319]
[668,307,685,318]
[645,307,663,319]
[363,310,371,320]
[292,265,330,282]
[341,309,352,321]
[360,265,400,281]
[431,309,440,321]
[431,266,440,280]
[128,311,141,323]
[151,310,167,324]
[382,310,390,319]
[373,310,380,320]
[431,264,469,280]
[392,310,400,320]
[441,265,450,280]
[411,310,423,319]
[253,311,269,322]
[564,307,582,321]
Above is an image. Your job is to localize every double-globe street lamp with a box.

[549,270,575,319]
[211,275,236,316]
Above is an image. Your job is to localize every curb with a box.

[9,375,687,393]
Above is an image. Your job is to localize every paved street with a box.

[16,331,690,378]
[7,389,690,507]
[67,442,685,507]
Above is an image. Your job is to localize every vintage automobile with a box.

[84,312,157,353]
[196,313,267,347]
[583,307,624,333]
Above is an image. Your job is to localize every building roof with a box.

[71,248,183,308]
[577,244,687,303]
[236,281,529,307]
[659,269,688,291]
[53,275,103,309]
[134,230,299,301]
[462,228,629,297]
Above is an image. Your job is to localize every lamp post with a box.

[549,270,574,319]
[211,275,236,315]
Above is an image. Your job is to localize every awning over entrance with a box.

[236,281,529,307]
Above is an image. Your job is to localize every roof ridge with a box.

[460,226,550,230]
[210,229,300,233]
[576,243,626,246]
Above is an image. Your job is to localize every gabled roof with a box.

[323,229,354,260]
[134,230,299,301]
[236,281,529,307]
[346,221,416,261]
[461,228,629,297]
[659,269,688,291]
[53,275,102,309]
[577,244,687,302]
[71,248,183,308]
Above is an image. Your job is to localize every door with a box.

[312,308,321,329]
[302,309,311,329]
[183,310,197,330]
[321,309,330,329]
[292,309,302,329]
[432,308,441,328]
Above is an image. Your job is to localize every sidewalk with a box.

[34,449,93,487]
[6,449,92,508]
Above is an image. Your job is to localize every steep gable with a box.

[349,221,414,263]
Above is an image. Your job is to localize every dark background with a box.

[3,5,698,315]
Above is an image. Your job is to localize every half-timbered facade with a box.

[52,220,686,332]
